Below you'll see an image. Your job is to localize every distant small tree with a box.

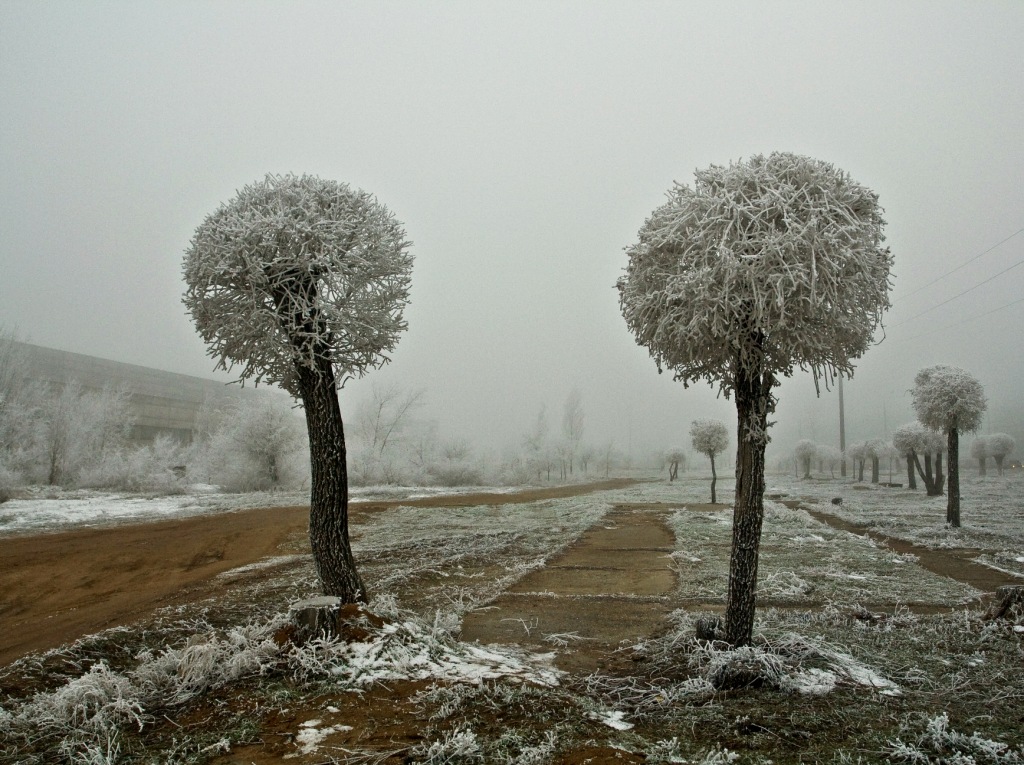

[987,433,1016,476]
[523,404,551,481]
[599,441,618,478]
[819,444,842,478]
[970,436,990,477]
[893,422,931,491]
[665,447,686,481]
[691,419,729,502]
[183,173,413,602]
[618,152,891,646]
[866,438,891,484]
[911,365,986,527]
[562,388,585,475]
[846,442,868,482]
[794,439,817,480]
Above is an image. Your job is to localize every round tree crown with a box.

[183,174,413,395]
[690,418,729,457]
[618,152,892,397]
[911,365,987,434]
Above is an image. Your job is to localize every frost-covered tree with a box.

[987,433,1016,476]
[618,153,891,646]
[183,173,413,602]
[691,419,729,502]
[38,381,133,486]
[865,438,892,484]
[893,422,932,491]
[0,330,39,487]
[818,444,842,478]
[846,441,868,482]
[523,404,553,481]
[794,439,817,480]
[208,396,306,490]
[969,436,990,477]
[911,365,986,527]
[562,388,585,475]
[665,447,686,481]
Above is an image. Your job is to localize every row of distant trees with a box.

[350,383,623,487]
[793,430,1016,484]
[0,333,312,497]
[788,365,1009,531]
[2,331,629,497]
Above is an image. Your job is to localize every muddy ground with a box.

[0,480,638,667]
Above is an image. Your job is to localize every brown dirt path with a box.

[0,479,638,667]
[460,503,679,673]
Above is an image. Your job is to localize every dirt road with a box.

[460,502,680,673]
[0,480,637,667]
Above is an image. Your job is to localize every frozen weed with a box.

[411,727,483,764]
[887,712,1023,763]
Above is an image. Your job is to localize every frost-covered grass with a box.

[664,500,980,607]
[768,471,1024,577]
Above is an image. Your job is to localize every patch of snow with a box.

[781,667,838,695]
[286,720,353,758]
[588,709,634,731]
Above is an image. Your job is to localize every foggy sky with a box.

[2,1,1022,462]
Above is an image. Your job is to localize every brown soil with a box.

[0,479,638,667]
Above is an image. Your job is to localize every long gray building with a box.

[13,342,267,443]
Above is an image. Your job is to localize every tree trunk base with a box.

[984,586,1024,621]
[282,596,385,646]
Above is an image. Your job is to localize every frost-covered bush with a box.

[77,435,189,494]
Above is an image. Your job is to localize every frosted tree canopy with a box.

[911,365,986,434]
[183,174,413,396]
[617,152,892,397]
[690,418,729,457]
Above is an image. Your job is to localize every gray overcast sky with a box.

[2,1,1022,461]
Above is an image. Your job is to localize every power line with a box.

[888,255,1024,328]
[891,294,1024,344]
[894,227,1024,303]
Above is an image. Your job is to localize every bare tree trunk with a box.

[870,456,879,484]
[906,455,916,489]
[995,455,1005,476]
[296,359,366,603]
[978,456,987,477]
[724,349,772,647]
[935,453,945,493]
[710,454,717,504]
[947,428,960,528]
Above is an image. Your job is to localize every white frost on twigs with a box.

[183,173,413,395]
[617,152,892,418]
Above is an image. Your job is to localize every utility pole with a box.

[839,376,847,478]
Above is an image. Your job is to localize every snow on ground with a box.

[0,485,517,536]
[0,488,307,535]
